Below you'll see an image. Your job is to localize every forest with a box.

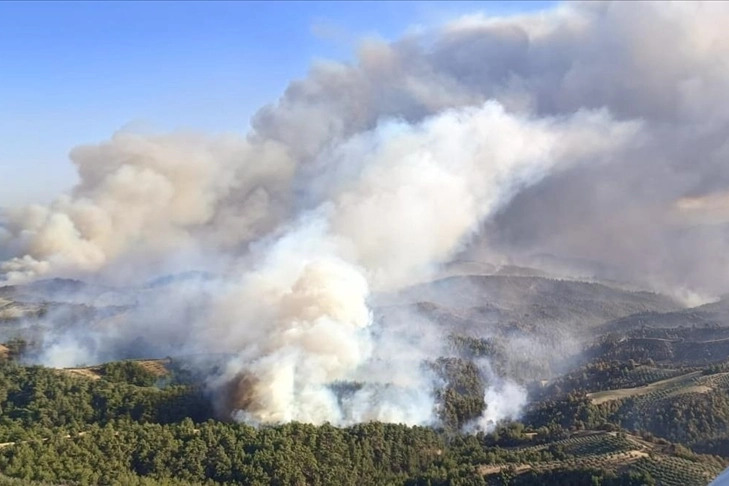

[0,351,724,485]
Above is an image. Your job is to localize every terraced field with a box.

[588,371,704,405]
[586,369,729,426]
[633,455,723,486]
[476,431,722,483]
[622,365,686,387]
[514,431,635,456]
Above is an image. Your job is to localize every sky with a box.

[0,0,555,207]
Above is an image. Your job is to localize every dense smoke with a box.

[2,1,729,427]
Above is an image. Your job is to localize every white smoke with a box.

[467,358,530,433]
[0,100,636,427]
[477,381,529,432]
[3,0,727,427]
[169,103,635,425]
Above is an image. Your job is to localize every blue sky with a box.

[0,1,555,207]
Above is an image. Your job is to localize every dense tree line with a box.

[0,361,210,442]
[0,353,725,484]
[0,418,670,486]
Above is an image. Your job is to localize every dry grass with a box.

[135,359,171,377]
[61,367,102,380]
[58,358,171,381]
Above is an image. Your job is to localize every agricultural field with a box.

[477,430,723,484]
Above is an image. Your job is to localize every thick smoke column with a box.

[2,0,728,425]
[184,104,635,425]
[0,103,635,426]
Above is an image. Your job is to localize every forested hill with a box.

[0,356,723,485]
[2,276,729,484]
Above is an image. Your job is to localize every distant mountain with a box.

[0,278,114,304]
[145,271,217,289]
[440,260,551,279]
[525,253,629,282]
[599,296,729,334]
[379,274,682,333]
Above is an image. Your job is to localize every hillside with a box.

[383,275,681,334]
[1,274,729,484]
[0,357,723,485]
[600,297,729,334]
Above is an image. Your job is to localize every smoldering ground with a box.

[1,1,728,429]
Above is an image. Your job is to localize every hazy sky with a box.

[0,1,554,207]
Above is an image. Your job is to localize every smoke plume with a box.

[2,1,729,427]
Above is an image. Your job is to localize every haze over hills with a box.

[600,298,729,335]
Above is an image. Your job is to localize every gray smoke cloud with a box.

[1,0,727,427]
